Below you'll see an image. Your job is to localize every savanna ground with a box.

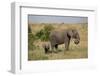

[28,23,88,60]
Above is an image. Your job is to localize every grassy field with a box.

[28,23,88,60]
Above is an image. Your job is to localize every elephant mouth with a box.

[74,40,79,44]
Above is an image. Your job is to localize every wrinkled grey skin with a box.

[49,29,80,52]
[42,43,50,54]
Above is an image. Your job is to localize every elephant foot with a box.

[49,51,52,53]
[45,50,52,54]
[58,49,62,52]
[53,51,58,53]
[65,48,69,51]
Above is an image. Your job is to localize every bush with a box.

[28,33,36,50]
[35,25,54,41]
[44,24,54,32]
[28,26,32,33]
[35,29,44,39]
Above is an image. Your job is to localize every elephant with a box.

[42,42,50,54]
[49,29,80,52]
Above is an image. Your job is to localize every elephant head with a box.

[42,42,50,54]
[67,29,80,44]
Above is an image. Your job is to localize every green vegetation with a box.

[28,33,36,50]
[28,26,36,50]
[28,26,32,33]
[35,25,54,41]
[28,25,54,51]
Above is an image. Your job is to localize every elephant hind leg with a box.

[55,44,58,50]
[51,44,55,52]
[45,48,48,54]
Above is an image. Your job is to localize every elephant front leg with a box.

[51,44,55,52]
[65,38,70,51]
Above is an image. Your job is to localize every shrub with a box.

[44,24,54,32]
[28,33,36,50]
[35,25,54,41]
[28,26,32,33]
[35,29,44,39]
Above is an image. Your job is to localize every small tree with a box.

[28,26,32,33]
[28,25,36,50]
[35,25,54,41]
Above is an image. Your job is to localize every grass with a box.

[28,46,88,60]
[28,23,88,60]
[28,47,48,60]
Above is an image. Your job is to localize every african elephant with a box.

[42,42,50,54]
[49,29,80,52]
